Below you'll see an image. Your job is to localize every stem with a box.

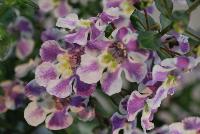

[185,29,200,41]
[160,47,181,56]
[186,0,200,14]
[158,23,173,37]
[144,9,149,30]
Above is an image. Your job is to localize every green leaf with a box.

[155,0,173,18]
[0,26,15,61]
[0,6,16,25]
[130,10,159,31]
[138,31,161,50]
[160,14,171,29]
[105,24,114,38]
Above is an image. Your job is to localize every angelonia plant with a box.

[0,0,200,134]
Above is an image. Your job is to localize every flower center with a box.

[101,42,127,71]
[108,42,128,62]
[56,48,83,78]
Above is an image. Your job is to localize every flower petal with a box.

[100,69,122,95]
[24,101,47,126]
[35,62,58,87]
[45,110,73,130]
[25,80,46,101]
[56,13,79,30]
[77,54,104,84]
[64,28,89,46]
[100,7,120,24]
[127,91,148,121]
[74,76,96,97]
[119,95,129,115]
[152,65,172,82]
[40,40,63,62]
[183,117,200,130]
[78,107,95,121]
[47,78,73,98]
[122,59,147,83]
[110,112,127,134]
[16,38,34,60]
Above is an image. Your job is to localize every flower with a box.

[24,80,95,130]
[77,27,149,95]
[36,40,96,98]
[0,80,25,113]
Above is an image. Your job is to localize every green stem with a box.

[186,0,200,14]
[161,47,181,56]
[144,9,149,30]
[185,29,200,41]
[158,23,173,37]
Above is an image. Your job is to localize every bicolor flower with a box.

[103,0,136,29]
[77,27,149,95]
[24,80,73,130]
[161,34,190,55]
[0,80,25,113]
[111,112,143,134]
[140,56,200,132]
[70,96,95,121]
[56,13,105,46]
[36,40,96,98]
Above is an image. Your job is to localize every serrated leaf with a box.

[155,0,173,18]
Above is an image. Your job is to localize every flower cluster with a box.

[21,0,200,133]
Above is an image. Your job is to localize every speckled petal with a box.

[77,54,104,84]
[74,76,96,97]
[183,117,200,130]
[64,28,89,46]
[100,69,122,96]
[47,78,73,98]
[25,80,46,101]
[24,101,46,126]
[45,110,73,130]
[111,112,127,134]
[35,62,58,87]
[119,95,129,115]
[40,40,64,62]
[127,91,149,121]
[152,65,173,82]
[122,59,147,83]
[100,7,120,24]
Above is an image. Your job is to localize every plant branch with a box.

[158,23,173,36]
[160,47,181,56]
[144,9,150,30]
[185,29,200,41]
[186,0,200,14]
